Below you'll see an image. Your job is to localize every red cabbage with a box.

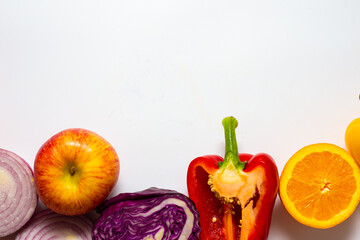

[92,187,201,240]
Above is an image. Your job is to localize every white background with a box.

[1,0,360,239]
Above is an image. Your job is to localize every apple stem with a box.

[70,166,76,176]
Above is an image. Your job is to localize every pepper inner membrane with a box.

[208,173,262,237]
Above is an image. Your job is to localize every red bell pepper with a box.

[187,116,279,240]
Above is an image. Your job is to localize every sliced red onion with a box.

[0,148,37,237]
[16,209,93,240]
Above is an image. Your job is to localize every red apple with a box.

[34,128,120,215]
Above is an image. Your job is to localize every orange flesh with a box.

[286,151,356,221]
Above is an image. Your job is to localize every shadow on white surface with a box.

[270,198,359,240]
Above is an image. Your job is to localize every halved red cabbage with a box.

[0,149,37,237]
[92,187,200,240]
[15,209,93,240]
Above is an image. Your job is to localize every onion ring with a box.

[16,209,93,240]
[0,149,37,237]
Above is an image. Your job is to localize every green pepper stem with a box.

[218,116,246,170]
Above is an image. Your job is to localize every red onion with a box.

[0,149,37,237]
[16,209,93,240]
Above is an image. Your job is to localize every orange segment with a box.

[280,143,360,229]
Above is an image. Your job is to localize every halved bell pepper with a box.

[187,116,279,240]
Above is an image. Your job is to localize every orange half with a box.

[280,143,360,229]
